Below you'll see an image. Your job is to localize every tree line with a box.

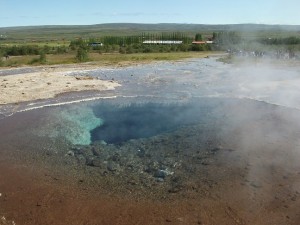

[0,45,68,56]
[69,32,194,48]
[68,32,213,61]
[259,37,300,45]
[1,31,248,63]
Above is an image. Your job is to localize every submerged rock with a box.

[91,146,102,156]
[154,169,167,179]
[156,178,165,182]
[91,158,104,168]
[107,161,121,172]
[85,156,95,166]
[136,148,145,158]
[154,169,173,179]
[73,146,93,157]
[66,150,75,157]
[76,155,86,165]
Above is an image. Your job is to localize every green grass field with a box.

[1,51,221,67]
[1,23,299,43]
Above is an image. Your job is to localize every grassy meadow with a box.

[1,51,218,67]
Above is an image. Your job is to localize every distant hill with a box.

[1,23,300,41]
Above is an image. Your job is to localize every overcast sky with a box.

[0,0,299,27]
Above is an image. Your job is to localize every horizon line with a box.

[1,22,300,29]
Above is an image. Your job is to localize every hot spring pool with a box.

[31,97,224,146]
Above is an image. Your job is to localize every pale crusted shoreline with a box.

[0,66,120,105]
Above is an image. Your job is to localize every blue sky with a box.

[0,0,299,27]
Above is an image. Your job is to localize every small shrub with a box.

[0,57,4,67]
[119,47,126,54]
[29,57,40,65]
[29,52,47,65]
[76,47,89,62]
[39,51,47,63]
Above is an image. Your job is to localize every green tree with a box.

[191,44,204,51]
[0,55,3,66]
[179,44,189,52]
[119,47,126,54]
[70,38,88,50]
[43,45,51,54]
[212,32,217,40]
[195,33,203,41]
[76,47,89,62]
[39,51,47,63]
[214,31,242,49]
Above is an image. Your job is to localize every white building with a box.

[143,40,183,45]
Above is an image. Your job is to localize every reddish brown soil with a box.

[0,160,231,225]
[1,147,300,225]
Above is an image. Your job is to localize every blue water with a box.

[90,100,215,144]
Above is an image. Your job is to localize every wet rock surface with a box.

[65,118,233,198]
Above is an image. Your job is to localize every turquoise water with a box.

[37,105,103,145]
